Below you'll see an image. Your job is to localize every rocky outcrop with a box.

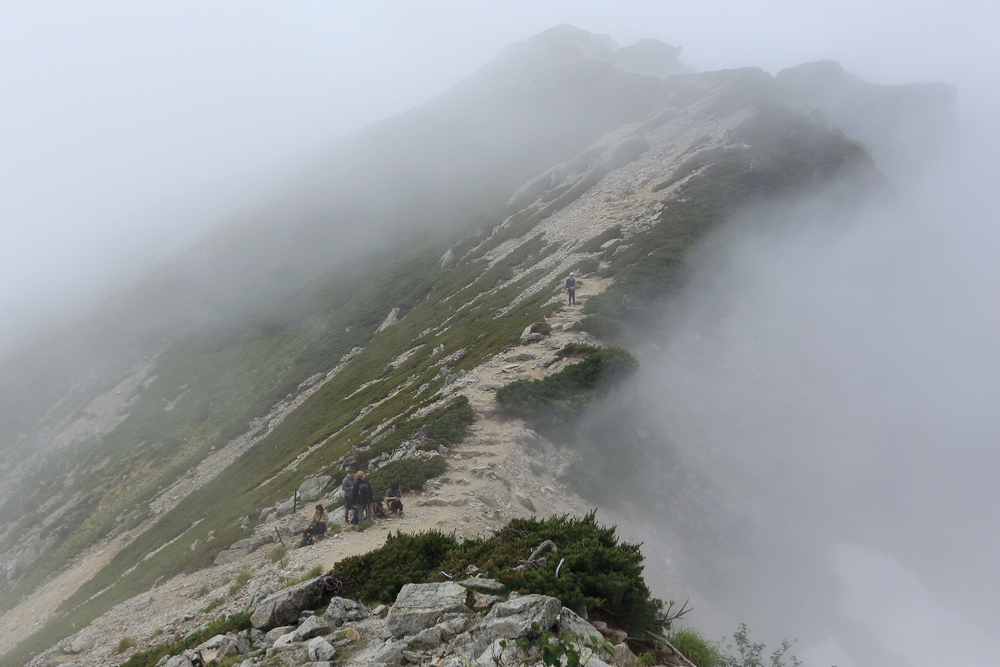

[250,576,334,631]
[385,581,471,638]
[186,580,627,667]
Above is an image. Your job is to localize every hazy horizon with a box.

[4,1,997,353]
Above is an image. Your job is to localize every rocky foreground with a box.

[111,576,677,667]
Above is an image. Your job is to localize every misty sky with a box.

[2,1,998,350]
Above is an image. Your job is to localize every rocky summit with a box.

[0,25,951,667]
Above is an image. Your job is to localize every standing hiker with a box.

[351,471,373,530]
[565,272,577,306]
[341,471,356,524]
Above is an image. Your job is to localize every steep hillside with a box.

[0,26,952,666]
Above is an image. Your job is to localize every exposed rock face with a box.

[323,596,369,626]
[298,475,332,502]
[250,576,331,631]
[479,593,562,642]
[377,307,401,333]
[557,607,603,642]
[385,582,471,638]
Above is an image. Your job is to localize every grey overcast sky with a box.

[1,0,997,346]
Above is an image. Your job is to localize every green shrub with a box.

[668,629,722,667]
[228,569,252,595]
[495,347,638,436]
[116,636,136,653]
[570,257,600,275]
[332,530,459,603]
[357,397,476,466]
[267,545,287,564]
[427,396,476,446]
[529,321,553,336]
[368,456,447,500]
[119,612,253,667]
[579,228,622,254]
[328,513,663,635]
[120,645,171,667]
[571,315,623,341]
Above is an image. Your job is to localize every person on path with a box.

[384,482,404,517]
[351,470,373,530]
[299,504,328,547]
[341,472,356,524]
[565,272,577,306]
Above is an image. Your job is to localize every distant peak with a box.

[493,24,691,79]
[527,24,618,61]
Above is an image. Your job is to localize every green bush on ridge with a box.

[367,456,447,500]
[329,512,664,635]
[495,347,638,436]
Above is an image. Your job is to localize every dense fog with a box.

[3,4,999,666]
[4,1,996,354]
[632,93,1000,666]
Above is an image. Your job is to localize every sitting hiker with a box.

[299,504,328,547]
[384,482,404,517]
[351,471,373,530]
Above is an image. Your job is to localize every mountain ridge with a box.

[0,26,954,666]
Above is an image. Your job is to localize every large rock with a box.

[281,514,312,536]
[59,628,96,654]
[264,625,296,644]
[307,636,337,662]
[479,594,562,642]
[322,596,368,626]
[292,614,332,641]
[298,475,333,502]
[372,638,409,664]
[385,582,470,638]
[251,576,330,631]
[459,578,506,593]
[557,607,603,643]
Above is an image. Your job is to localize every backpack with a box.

[356,479,373,504]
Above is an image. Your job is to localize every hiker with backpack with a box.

[351,471,373,530]
[565,272,577,305]
[341,471,357,524]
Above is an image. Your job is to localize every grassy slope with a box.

[0,219,570,665]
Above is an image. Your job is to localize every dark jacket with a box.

[352,478,373,506]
